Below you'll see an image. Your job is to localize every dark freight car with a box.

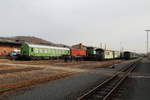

[123,51,138,59]
[86,47,97,60]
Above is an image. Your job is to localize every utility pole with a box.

[100,43,102,48]
[120,42,124,52]
[120,42,122,52]
[145,30,150,55]
[105,44,107,50]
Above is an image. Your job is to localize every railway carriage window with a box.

[58,50,60,54]
[38,49,40,53]
[57,50,59,54]
[42,49,44,53]
[53,49,55,54]
[54,49,57,54]
[44,49,47,53]
[105,52,110,55]
[54,49,56,54]
[56,49,58,54]
[61,50,63,54]
[48,49,50,53]
[51,49,53,54]
[34,48,38,53]
[40,49,43,53]
[52,49,54,54]
[50,49,52,53]
[63,50,65,54]
[60,50,62,53]
[31,48,34,52]
[55,49,57,54]
[58,50,61,54]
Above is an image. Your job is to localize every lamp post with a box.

[145,30,150,55]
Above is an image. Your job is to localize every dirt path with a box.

[0,59,132,100]
[0,67,43,75]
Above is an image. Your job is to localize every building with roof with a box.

[72,43,87,50]
[0,39,21,57]
[0,36,70,57]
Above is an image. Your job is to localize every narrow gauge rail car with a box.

[20,43,70,60]
[113,51,121,59]
[86,47,97,60]
[96,49,114,60]
[120,52,124,59]
[104,50,114,60]
[95,49,104,60]
[123,51,139,60]
[86,47,114,61]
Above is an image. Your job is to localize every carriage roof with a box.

[25,43,70,50]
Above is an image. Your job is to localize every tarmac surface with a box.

[2,59,136,100]
[118,58,150,100]
[10,72,109,100]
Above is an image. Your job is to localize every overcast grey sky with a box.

[0,0,149,53]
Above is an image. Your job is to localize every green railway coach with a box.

[20,43,70,60]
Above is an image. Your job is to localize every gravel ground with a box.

[120,78,150,100]
[96,59,137,71]
[133,58,150,74]
[8,60,136,100]
[0,59,132,86]
[10,72,109,100]
[111,58,150,100]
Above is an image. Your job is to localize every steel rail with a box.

[77,59,140,100]
[103,61,138,100]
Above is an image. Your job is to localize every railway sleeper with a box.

[105,85,117,89]
[99,90,112,95]
[93,94,104,99]
[100,88,112,92]
[77,60,141,100]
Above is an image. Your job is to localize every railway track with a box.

[77,59,141,100]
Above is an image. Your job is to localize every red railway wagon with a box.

[70,48,86,57]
